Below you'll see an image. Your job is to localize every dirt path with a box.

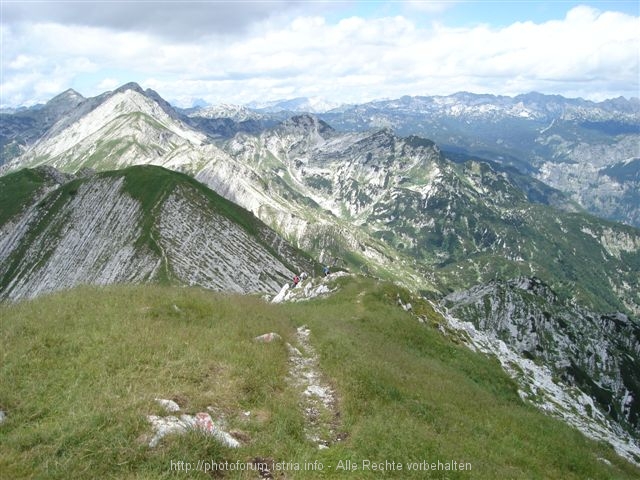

[287,325,341,448]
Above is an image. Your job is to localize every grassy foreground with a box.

[0,276,638,479]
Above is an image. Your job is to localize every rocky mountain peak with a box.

[1,81,208,173]
[38,89,86,120]
[189,103,262,122]
[113,82,145,95]
[48,88,84,104]
[450,91,499,104]
[402,134,438,152]
[142,87,182,120]
[356,127,399,151]
[287,114,332,129]
[279,114,335,138]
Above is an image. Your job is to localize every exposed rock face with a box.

[4,86,639,227]
[0,166,310,301]
[1,84,217,174]
[0,89,86,166]
[0,177,158,300]
[199,115,639,317]
[158,187,294,293]
[442,277,640,437]
[439,300,640,466]
[2,83,640,465]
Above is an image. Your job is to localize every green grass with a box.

[0,168,48,226]
[1,277,638,479]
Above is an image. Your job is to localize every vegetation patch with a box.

[0,168,48,226]
[1,278,638,478]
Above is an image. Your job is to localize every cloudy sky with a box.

[1,1,639,107]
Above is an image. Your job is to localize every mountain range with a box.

[5,84,636,307]
[1,82,639,463]
[4,87,638,227]
[318,92,640,228]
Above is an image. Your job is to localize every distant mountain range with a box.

[4,88,637,227]
[1,82,639,450]
[246,96,343,113]
[317,92,640,228]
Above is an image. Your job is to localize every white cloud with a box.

[1,5,638,107]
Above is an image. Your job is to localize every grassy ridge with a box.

[111,165,316,274]
[113,165,270,241]
[1,278,638,479]
[0,165,316,294]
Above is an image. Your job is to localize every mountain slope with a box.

[4,85,638,316]
[443,277,640,437]
[2,84,640,468]
[1,278,639,478]
[0,83,225,175]
[5,87,638,227]
[0,89,85,165]
[3,88,389,287]
[319,92,640,227]
[0,165,311,301]
[216,115,640,316]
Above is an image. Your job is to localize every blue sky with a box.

[330,1,638,25]
[1,1,639,107]
[421,1,638,26]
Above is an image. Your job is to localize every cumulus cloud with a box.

[1,4,638,106]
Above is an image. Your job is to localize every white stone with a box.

[154,398,180,413]
[147,412,240,449]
